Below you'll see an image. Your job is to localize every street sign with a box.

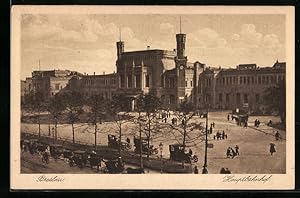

[207,143,214,148]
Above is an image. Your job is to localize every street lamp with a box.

[202,104,209,174]
[159,142,163,173]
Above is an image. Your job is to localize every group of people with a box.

[220,167,231,174]
[254,119,261,127]
[171,117,178,125]
[213,131,227,140]
[226,145,239,158]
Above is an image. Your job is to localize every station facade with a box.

[24,28,286,112]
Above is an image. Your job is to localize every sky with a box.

[21,14,285,80]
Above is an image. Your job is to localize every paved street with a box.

[21,111,285,174]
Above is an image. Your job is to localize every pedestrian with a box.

[227,114,230,121]
[210,125,213,134]
[213,122,215,128]
[270,143,276,156]
[226,147,231,158]
[230,148,236,159]
[222,131,225,140]
[213,135,216,140]
[126,137,130,144]
[225,168,231,174]
[194,166,199,174]
[225,134,228,139]
[220,167,226,174]
[235,145,239,155]
[267,119,273,126]
[202,167,208,174]
[257,120,260,127]
[275,131,280,141]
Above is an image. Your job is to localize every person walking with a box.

[194,165,199,174]
[275,131,281,141]
[270,143,276,156]
[222,131,225,140]
[235,145,239,155]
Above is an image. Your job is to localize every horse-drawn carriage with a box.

[68,150,103,171]
[133,136,158,155]
[169,144,198,163]
[104,157,125,174]
[108,134,132,151]
[230,109,249,125]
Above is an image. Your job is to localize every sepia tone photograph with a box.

[11,6,295,189]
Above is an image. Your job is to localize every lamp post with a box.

[159,142,163,174]
[202,104,209,174]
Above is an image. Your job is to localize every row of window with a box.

[216,75,285,86]
[201,93,260,104]
[185,80,193,87]
[217,93,260,103]
[84,78,117,87]
[120,74,143,88]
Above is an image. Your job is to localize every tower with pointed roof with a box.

[116,27,124,59]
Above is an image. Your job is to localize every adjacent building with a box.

[29,69,82,101]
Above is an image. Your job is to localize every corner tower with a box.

[175,16,187,68]
[116,28,124,59]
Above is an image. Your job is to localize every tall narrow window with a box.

[244,94,248,103]
[161,75,164,87]
[146,74,150,87]
[135,74,141,88]
[255,94,260,103]
[226,93,230,103]
[190,80,193,87]
[219,93,223,102]
[127,75,132,88]
[236,93,241,104]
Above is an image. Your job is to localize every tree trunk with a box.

[38,110,41,138]
[139,112,143,170]
[48,124,51,136]
[72,122,75,144]
[55,118,58,141]
[182,120,186,168]
[119,124,122,157]
[147,115,151,161]
[94,123,97,149]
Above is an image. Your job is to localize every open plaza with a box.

[21,110,285,174]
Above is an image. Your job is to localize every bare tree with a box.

[136,94,161,161]
[107,93,133,157]
[47,94,66,141]
[87,94,107,149]
[165,101,205,167]
[21,91,45,138]
[60,91,84,144]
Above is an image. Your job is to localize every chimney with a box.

[147,46,150,50]
[94,72,95,76]
[103,72,105,75]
